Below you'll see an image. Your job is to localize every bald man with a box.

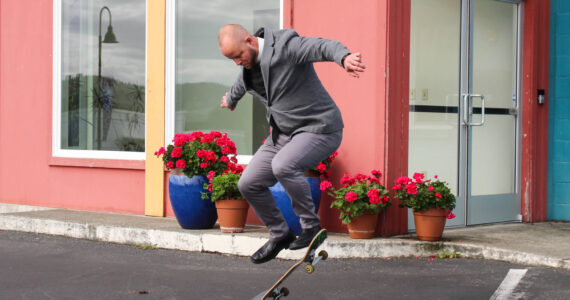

[218,24,365,264]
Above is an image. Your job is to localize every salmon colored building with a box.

[1,0,562,236]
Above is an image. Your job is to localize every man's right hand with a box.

[221,92,235,111]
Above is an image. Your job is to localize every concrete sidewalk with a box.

[1,203,568,269]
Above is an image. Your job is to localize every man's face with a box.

[220,38,257,69]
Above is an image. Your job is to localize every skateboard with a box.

[252,229,328,300]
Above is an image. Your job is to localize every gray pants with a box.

[238,130,343,241]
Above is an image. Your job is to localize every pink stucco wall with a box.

[0,0,145,214]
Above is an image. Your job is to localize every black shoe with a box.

[289,225,322,250]
[250,230,295,264]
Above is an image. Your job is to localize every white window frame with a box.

[165,0,284,165]
[52,0,146,160]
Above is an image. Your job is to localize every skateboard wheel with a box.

[319,250,328,260]
[304,264,314,274]
[279,287,289,297]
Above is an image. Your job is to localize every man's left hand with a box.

[343,52,366,78]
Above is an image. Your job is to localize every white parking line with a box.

[490,269,528,300]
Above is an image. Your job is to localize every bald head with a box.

[218,24,259,69]
[218,24,250,48]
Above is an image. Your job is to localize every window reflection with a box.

[60,0,146,152]
[175,0,280,155]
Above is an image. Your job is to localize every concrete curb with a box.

[0,208,568,270]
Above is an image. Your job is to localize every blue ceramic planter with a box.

[269,177,321,235]
[168,174,217,229]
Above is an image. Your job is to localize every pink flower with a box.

[435,193,442,198]
[345,191,358,203]
[434,175,439,179]
[317,162,327,173]
[392,184,402,190]
[261,139,266,145]
[175,159,186,169]
[320,180,333,191]
[446,211,456,219]
[208,183,213,192]
[371,169,382,178]
[166,161,174,169]
[171,147,183,158]
[428,186,434,192]
[207,170,216,182]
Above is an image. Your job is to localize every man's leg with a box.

[237,135,295,263]
[237,140,289,241]
[271,130,342,248]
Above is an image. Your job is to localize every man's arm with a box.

[285,30,366,77]
[221,73,247,110]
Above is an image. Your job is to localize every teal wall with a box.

[548,0,570,220]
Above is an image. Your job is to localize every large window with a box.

[54,0,146,159]
[173,0,281,158]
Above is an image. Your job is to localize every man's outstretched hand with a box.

[220,92,234,111]
[343,52,366,78]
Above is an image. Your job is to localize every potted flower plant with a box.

[155,131,240,229]
[201,170,249,233]
[320,170,391,239]
[392,173,456,241]
[270,152,339,235]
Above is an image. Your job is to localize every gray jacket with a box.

[226,27,350,145]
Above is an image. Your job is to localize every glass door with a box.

[409,0,521,229]
[463,0,521,224]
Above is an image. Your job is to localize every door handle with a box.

[462,93,486,126]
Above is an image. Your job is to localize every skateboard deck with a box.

[252,229,328,300]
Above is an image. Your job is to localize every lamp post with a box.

[97,6,118,150]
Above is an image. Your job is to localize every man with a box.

[218,24,365,264]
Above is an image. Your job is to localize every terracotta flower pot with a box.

[413,208,448,241]
[215,199,249,233]
[347,212,378,239]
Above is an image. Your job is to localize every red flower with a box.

[428,186,434,192]
[434,175,439,179]
[166,161,174,169]
[173,134,188,146]
[208,183,213,192]
[367,188,380,198]
[345,191,358,203]
[200,162,208,169]
[435,193,442,198]
[175,159,186,169]
[340,173,352,186]
[171,147,183,158]
[396,176,411,185]
[392,184,402,190]
[320,180,333,191]
[371,169,382,178]
[261,139,266,145]
[220,156,230,163]
[406,184,418,195]
[446,211,456,219]
[317,162,327,173]
[154,147,166,157]
[413,172,424,183]
[196,149,206,158]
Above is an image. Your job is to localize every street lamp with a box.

[97,6,118,150]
